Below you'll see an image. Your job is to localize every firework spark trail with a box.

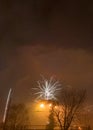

[33,76,61,100]
[3,88,12,123]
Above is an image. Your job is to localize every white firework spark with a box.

[33,76,61,100]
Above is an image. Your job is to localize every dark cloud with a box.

[0,0,93,50]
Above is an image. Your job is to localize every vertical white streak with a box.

[3,88,12,123]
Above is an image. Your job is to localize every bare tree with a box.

[6,103,30,130]
[52,87,86,130]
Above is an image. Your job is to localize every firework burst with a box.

[33,76,61,101]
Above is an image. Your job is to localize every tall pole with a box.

[3,88,12,129]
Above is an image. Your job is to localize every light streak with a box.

[3,88,12,123]
[33,76,61,101]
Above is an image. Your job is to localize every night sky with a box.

[0,0,93,118]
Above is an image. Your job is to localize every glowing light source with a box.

[33,76,61,101]
[40,103,45,108]
[49,104,52,107]
[54,106,57,109]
